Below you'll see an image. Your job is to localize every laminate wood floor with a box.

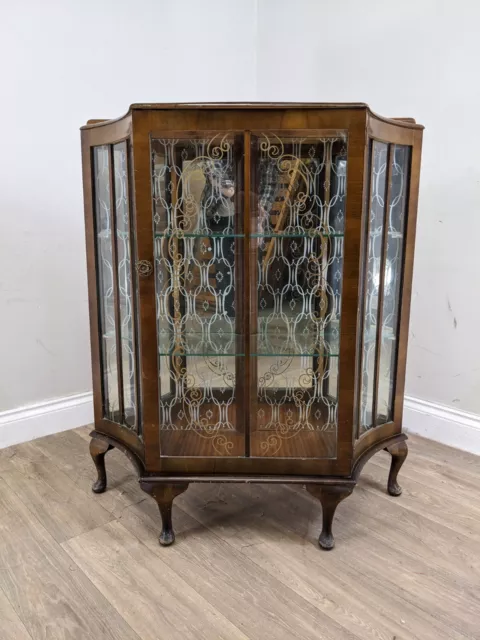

[0,428,478,639]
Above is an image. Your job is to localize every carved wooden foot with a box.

[385,441,408,496]
[306,484,354,550]
[140,482,189,546]
[90,435,114,494]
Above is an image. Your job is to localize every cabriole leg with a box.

[306,485,354,550]
[89,435,114,494]
[141,482,189,546]
[385,440,408,496]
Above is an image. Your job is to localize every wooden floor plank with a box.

[31,430,145,517]
[407,434,480,470]
[340,479,480,587]
[0,441,113,543]
[0,478,141,640]
[176,486,412,640]
[370,448,480,506]
[63,521,249,640]
[0,587,32,640]
[359,463,480,541]
[118,497,361,640]
[73,426,93,442]
[1,428,479,640]
[180,482,477,640]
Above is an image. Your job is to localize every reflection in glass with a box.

[360,141,388,432]
[152,135,243,456]
[93,146,118,421]
[376,145,410,422]
[113,142,138,429]
[251,134,347,458]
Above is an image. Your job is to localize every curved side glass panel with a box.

[376,145,411,424]
[359,142,411,435]
[93,146,118,422]
[93,143,140,431]
[113,142,139,430]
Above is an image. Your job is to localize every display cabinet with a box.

[82,103,423,549]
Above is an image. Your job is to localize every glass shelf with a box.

[155,232,244,239]
[155,329,340,357]
[253,330,340,357]
[251,232,344,239]
[154,232,344,239]
[157,332,243,356]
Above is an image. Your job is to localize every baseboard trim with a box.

[1,392,479,455]
[0,392,94,449]
[404,395,480,455]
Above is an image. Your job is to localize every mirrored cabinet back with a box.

[82,103,423,550]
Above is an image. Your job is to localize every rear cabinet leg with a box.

[89,435,114,494]
[306,485,354,550]
[385,441,408,496]
[140,482,189,546]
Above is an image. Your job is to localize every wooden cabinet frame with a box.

[82,104,423,549]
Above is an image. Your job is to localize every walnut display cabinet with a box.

[81,103,423,549]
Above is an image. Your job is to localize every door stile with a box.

[336,114,368,472]
[131,113,161,466]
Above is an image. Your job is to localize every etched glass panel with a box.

[250,133,347,458]
[359,142,388,433]
[158,354,243,457]
[152,135,244,456]
[93,146,118,421]
[376,145,410,423]
[113,142,138,430]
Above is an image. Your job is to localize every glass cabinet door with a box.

[151,134,245,457]
[248,133,348,458]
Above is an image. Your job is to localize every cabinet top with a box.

[82,103,424,130]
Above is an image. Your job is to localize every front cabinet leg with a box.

[140,482,189,546]
[385,441,408,496]
[306,485,354,550]
[90,435,114,494]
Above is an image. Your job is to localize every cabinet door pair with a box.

[92,130,410,461]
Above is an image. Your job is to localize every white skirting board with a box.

[403,396,480,456]
[0,392,94,449]
[0,392,479,455]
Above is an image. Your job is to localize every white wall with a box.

[1,0,479,450]
[0,0,256,413]
[256,0,480,417]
